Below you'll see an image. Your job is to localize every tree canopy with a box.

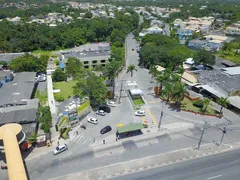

[9,54,48,72]
[193,49,216,66]
[74,72,108,107]
[139,34,195,69]
[52,67,67,82]
[65,57,85,80]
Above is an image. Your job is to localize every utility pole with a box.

[119,80,124,104]
[219,124,227,146]
[158,101,164,129]
[197,122,207,150]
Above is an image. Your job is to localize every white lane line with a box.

[207,175,222,180]
[76,135,83,142]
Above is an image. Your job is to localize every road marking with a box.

[148,100,161,104]
[141,116,146,123]
[146,109,158,126]
[76,135,83,142]
[207,175,222,180]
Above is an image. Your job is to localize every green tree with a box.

[171,82,188,106]
[162,82,173,102]
[74,72,108,107]
[103,61,121,98]
[217,97,229,114]
[127,64,137,77]
[52,67,67,82]
[84,11,93,19]
[38,106,52,133]
[0,61,8,66]
[193,49,216,66]
[202,97,211,114]
[65,58,85,80]
[9,54,48,72]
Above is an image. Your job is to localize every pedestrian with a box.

[57,141,59,146]
[51,100,53,104]
[76,131,78,135]
[103,139,105,144]
[93,137,95,143]
[116,137,118,142]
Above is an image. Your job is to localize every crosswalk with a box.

[72,134,94,146]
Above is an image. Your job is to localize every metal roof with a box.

[14,72,37,82]
[221,67,240,76]
[0,81,35,107]
[0,108,37,125]
[0,53,25,63]
[117,123,144,133]
[228,96,240,109]
[201,85,228,98]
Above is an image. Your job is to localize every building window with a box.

[92,60,97,64]
[84,65,89,69]
[101,60,106,63]
[92,65,96,68]
[83,61,89,64]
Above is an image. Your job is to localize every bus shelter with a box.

[117,123,144,139]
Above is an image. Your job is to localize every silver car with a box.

[53,144,68,155]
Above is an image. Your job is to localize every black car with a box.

[99,105,111,113]
[100,125,112,134]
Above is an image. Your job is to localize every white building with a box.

[225,23,240,36]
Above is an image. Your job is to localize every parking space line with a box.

[146,109,158,126]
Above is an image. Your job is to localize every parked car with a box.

[99,105,111,113]
[107,101,116,107]
[135,110,145,116]
[53,144,68,155]
[96,110,106,116]
[87,117,98,125]
[100,125,112,134]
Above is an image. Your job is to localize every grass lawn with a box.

[181,98,218,115]
[133,98,145,106]
[77,100,90,114]
[215,50,240,64]
[53,81,77,100]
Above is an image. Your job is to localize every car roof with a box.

[57,144,66,149]
[90,117,97,120]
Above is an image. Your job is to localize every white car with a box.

[96,110,106,116]
[107,101,116,107]
[135,110,146,116]
[53,144,68,155]
[87,117,98,124]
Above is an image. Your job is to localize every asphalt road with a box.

[112,149,240,180]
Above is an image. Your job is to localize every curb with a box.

[49,143,237,180]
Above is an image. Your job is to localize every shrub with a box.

[54,60,60,65]
[193,100,203,108]
[55,94,64,102]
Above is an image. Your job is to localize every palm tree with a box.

[103,61,121,98]
[127,64,137,77]
[171,82,189,106]
[203,98,211,114]
[176,67,185,82]
[162,82,173,102]
[217,97,229,114]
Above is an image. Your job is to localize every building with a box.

[225,23,240,36]
[0,72,37,107]
[188,35,234,51]
[177,28,193,40]
[0,72,38,137]
[0,99,39,137]
[139,26,163,38]
[59,43,111,68]
[173,16,215,33]
[188,39,208,50]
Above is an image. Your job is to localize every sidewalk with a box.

[51,142,238,180]
[92,122,194,147]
